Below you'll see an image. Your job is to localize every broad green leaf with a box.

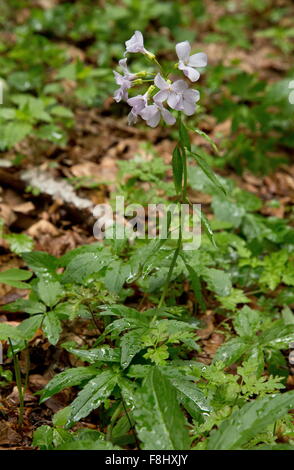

[217,288,250,311]
[213,338,249,366]
[62,252,112,284]
[0,268,32,289]
[39,367,99,403]
[4,233,33,254]
[0,323,24,341]
[233,306,261,338]
[208,391,294,450]
[4,298,46,314]
[104,260,131,294]
[67,370,118,424]
[3,122,32,148]
[133,367,190,450]
[17,314,42,341]
[202,268,232,296]
[37,279,62,308]
[22,251,58,278]
[57,440,120,450]
[43,311,62,345]
[32,425,54,450]
[212,197,245,228]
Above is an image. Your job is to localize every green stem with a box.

[157,119,189,309]
[107,401,123,442]
[158,203,182,309]
[8,338,24,428]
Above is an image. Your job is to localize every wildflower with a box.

[175,87,200,116]
[176,41,207,82]
[127,93,148,125]
[153,74,199,116]
[113,59,136,103]
[141,102,176,128]
[125,31,148,55]
[113,72,132,102]
[153,73,187,109]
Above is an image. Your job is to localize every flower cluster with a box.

[113,31,207,128]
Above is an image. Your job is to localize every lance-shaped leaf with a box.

[0,268,32,289]
[120,329,144,369]
[188,149,227,195]
[39,366,99,403]
[172,145,183,194]
[67,370,118,425]
[62,344,121,364]
[181,254,206,311]
[208,391,294,450]
[171,378,212,414]
[133,367,190,450]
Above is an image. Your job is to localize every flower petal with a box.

[161,107,176,125]
[182,99,196,116]
[167,91,181,109]
[183,88,200,103]
[171,79,188,93]
[125,30,145,53]
[188,52,207,68]
[141,105,160,127]
[128,110,138,125]
[176,41,191,62]
[119,58,129,73]
[154,90,169,103]
[154,73,169,90]
[180,65,200,82]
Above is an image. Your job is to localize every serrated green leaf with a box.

[62,252,112,284]
[43,311,62,345]
[37,279,62,308]
[21,251,58,279]
[17,314,42,341]
[213,338,249,366]
[208,391,294,450]
[133,367,190,450]
[68,370,118,424]
[120,329,144,369]
[0,323,24,341]
[39,367,99,403]
[63,345,121,364]
[202,268,232,296]
[0,268,32,289]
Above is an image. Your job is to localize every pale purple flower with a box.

[153,73,199,116]
[113,71,132,102]
[118,58,134,78]
[153,73,187,109]
[175,87,200,116]
[127,93,148,125]
[113,59,136,103]
[176,41,207,82]
[141,102,176,128]
[125,31,148,55]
